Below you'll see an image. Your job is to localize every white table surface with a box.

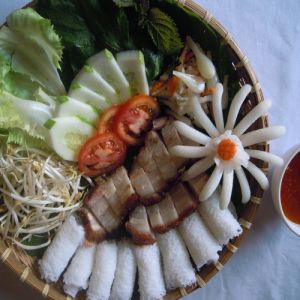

[1,0,300,299]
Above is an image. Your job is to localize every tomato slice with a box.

[97,105,120,134]
[113,95,160,145]
[78,132,126,177]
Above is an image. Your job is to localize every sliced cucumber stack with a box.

[69,84,110,111]
[70,64,118,103]
[117,50,149,96]
[55,96,99,125]
[45,116,94,161]
[88,49,131,102]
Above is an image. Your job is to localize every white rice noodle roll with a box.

[87,241,117,300]
[63,244,96,297]
[191,95,219,137]
[222,75,229,109]
[170,145,210,159]
[134,243,166,300]
[235,167,251,204]
[39,215,85,283]
[240,126,286,147]
[182,156,214,181]
[245,149,283,166]
[156,230,196,290]
[199,166,223,201]
[173,71,205,94]
[198,192,242,245]
[245,161,269,190]
[178,213,221,269]
[225,84,252,130]
[186,36,216,80]
[110,240,136,300]
[220,170,234,210]
[233,100,272,136]
[212,83,224,132]
[174,120,210,145]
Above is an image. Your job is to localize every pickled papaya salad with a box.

[0,0,239,253]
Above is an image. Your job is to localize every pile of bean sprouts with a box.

[0,145,92,251]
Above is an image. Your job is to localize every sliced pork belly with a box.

[147,204,165,233]
[110,166,138,216]
[130,167,155,199]
[161,122,187,169]
[85,184,120,233]
[126,205,156,245]
[146,131,178,181]
[158,194,180,229]
[77,208,106,243]
[170,183,198,220]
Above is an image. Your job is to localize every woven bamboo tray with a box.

[0,0,268,299]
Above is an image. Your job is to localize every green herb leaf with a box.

[142,48,164,83]
[0,128,50,151]
[113,0,136,7]
[146,8,183,55]
[36,0,98,89]
[78,0,135,52]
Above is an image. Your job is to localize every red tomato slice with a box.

[97,105,120,134]
[113,95,160,145]
[78,132,126,177]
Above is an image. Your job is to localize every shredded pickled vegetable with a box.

[0,145,92,251]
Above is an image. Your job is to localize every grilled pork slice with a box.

[110,166,138,216]
[146,204,165,233]
[161,121,187,168]
[77,208,106,243]
[158,194,180,229]
[85,189,120,233]
[130,167,155,199]
[146,131,178,181]
[126,205,156,245]
[169,183,198,220]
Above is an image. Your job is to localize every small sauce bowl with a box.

[271,144,300,236]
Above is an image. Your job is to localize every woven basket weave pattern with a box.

[0,1,267,299]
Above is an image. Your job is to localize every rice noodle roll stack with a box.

[134,243,166,300]
[156,229,196,290]
[87,241,117,300]
[39,215,85,282]
[198,192,242,245]
[63,244,96,297]
[110,240,137,300]
[178,212,221,269]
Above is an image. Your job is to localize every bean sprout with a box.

[0,145,90,251]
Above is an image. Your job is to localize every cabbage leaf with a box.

[0,8,65,96]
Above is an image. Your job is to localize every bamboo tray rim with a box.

[0,1,267,299]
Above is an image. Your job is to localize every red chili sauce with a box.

[281,152,300,224]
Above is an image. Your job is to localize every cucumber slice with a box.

[69,84,110,111]
[88,49,131,102]
[45,116,94,161]
[55,96,99,125]
[71,64,118,103]
[116,50,149,96]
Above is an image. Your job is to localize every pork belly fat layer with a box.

[170,183,198,220]
[77,208,106,243]
[126,206,156,245]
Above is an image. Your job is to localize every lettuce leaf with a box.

[0,128,50,151]
[36,0,98,89]
[0,8,65,96]
[0,52,41,99]
[0,90,52,136]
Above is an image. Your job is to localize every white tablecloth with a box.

[0,1,299,299]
